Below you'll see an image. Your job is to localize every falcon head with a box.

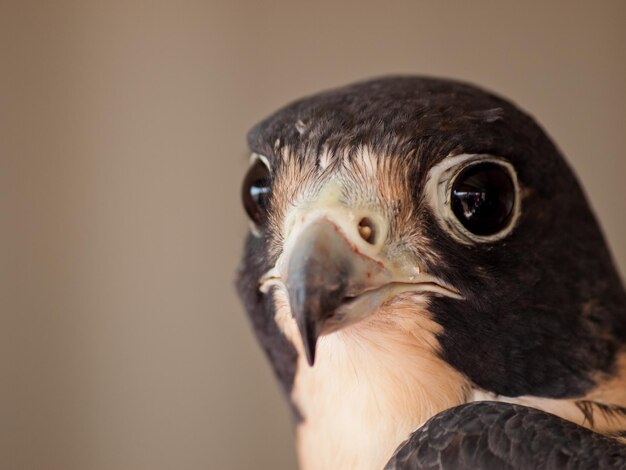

[236,77,626,409]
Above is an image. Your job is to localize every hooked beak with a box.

[260,217,461,366]
[282,219,388,365]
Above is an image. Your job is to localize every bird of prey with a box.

[235,77,626,469]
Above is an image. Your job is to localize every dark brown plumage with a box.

[236,76,626,469]
[385,402,626,469]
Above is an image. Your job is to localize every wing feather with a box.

[384,402,626,470]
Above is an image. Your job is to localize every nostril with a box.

[357,217,376,244]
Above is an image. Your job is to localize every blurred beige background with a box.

[1,1,624,469]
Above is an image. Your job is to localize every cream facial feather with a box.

[273,288,470,470]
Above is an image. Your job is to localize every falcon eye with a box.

[242,158,272,227]
[450,162,515,236]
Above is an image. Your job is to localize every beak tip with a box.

[296,316,318,367]
[304,346,316,367]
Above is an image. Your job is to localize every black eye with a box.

[242,158,272,226]
[450,162,516,236]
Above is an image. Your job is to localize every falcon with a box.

[235,77,626,469]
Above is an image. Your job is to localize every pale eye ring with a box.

[428,154,521,244]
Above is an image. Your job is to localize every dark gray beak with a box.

[283,219,387,365]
